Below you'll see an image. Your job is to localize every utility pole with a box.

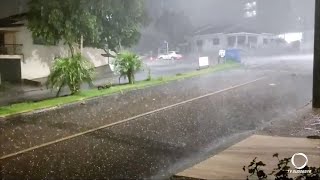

[313,0,320,108]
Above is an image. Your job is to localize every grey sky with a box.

[0,0,28,19]
[147,0,315,32]
[0,0,315,32]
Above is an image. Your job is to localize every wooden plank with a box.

[177,135,320,179]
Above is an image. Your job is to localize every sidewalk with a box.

[176,135,320,180]
[176,105,320,180]
[0,69,118,106]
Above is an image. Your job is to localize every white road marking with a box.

[0,77,266,160]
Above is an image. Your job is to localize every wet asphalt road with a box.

[0,55,313,179]
[127,59,200,83]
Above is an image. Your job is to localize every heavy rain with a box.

[0,0,319,179]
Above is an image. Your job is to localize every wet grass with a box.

[0,62,241,118]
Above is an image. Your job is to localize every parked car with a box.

[158,51,183,60]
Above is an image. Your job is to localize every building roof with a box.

[0,13,27,28]
[193,24,262,36]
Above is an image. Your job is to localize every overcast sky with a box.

[147,0,315,31]
[0,0,28,19]
[1,0,315,31]
[146,0,247,27]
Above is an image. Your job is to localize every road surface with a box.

[0,54,313,179]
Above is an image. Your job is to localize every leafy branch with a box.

[243,153,320,180]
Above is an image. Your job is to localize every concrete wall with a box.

[191,33,226,53]
[15,26,110,80]
[191,33,276,54]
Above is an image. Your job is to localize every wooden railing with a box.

[0,44,23,55]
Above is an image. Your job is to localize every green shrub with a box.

[47,54,94,96]
[113,51,142,84]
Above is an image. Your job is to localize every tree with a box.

[133,26,168,54]
[28,0,147,95]
[47,54,94,96]
[27,0,100,56]
[87,0,148,53]
[27,0,148,55]
[113,51,142,84]
[154,10,193,48]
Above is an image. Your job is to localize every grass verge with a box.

[0,62,241,118]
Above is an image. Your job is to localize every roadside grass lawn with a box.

[0,61,241,118]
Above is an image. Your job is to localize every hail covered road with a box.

[0,54,313,179]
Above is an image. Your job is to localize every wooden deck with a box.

[177,135,320,180]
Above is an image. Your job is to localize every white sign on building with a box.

[219,50,226,58]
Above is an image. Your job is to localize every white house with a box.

[0,13,112,84]
[189,24,278,54]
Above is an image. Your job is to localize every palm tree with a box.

[47,54,94,96]
[114,51,143,84]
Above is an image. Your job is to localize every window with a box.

[33,36,57,46]
[237,36,246,45]
[248,36,258,48]
[0,32,5,54]
[227,36,236,46]
[196,40,203,47]
[0,32,4,45]
[212,38,220,45]
[248,36,258,43]
[196,40,203,51]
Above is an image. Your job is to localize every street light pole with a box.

[313,0,320,108]
[164,41,169,54]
